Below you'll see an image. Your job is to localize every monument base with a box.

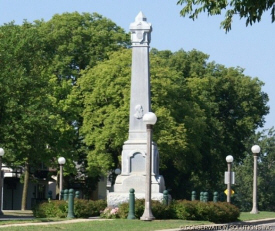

[107,192,165,207]
[107,174,166,207]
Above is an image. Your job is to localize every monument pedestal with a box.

[107,12,167,207]
[107,141,165,207]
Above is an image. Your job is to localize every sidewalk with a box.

[155,218,275,231]
[0,210,109,228]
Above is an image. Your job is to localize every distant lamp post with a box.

[140,112,157,221]
[58,157,66,200]
[226,155,234,203]
[0,148,4,215]
[114,168,121,175]
[251,145,260,214]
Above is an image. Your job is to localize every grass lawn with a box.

[0,219,212,231]
[239,211,275,221]
[1,211,275,231]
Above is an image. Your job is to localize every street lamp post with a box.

[58,157,66,200]
[226,155,234,203]
[140,112,157,221]
[250,145,260,214]
[0,148,4,215]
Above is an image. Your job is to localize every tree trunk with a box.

[21,161,29,211]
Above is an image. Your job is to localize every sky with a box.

[0,0,274,131]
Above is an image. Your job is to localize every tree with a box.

[78,48,269,198]
[0,21,62,210]
[233,128,275,211]
[177,0,275,32]
[0,12,130,209]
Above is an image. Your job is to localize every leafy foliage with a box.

[33,199,106,218]
[177,0,275,32]
[233,128,275,211]
[79,47,268,198]
[117,199,239,222]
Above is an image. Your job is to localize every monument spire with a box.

[128,11,152,141]
[107,12,165,207]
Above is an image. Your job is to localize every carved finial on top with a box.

[130,12,152,46]
[135,11,147,22]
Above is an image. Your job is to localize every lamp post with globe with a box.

[140,112,157,221]
[58,157,66,200]
[250,145,260,214]
[226,155,233,203]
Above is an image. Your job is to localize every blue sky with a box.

[1,0,274,130]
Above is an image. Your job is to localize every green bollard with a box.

[64,189,69,201]
[163,190,169,206]
[213,192,218,202]
[75,191,80,199]
[61,190,64,200]
[67,189,75,218]
[204,192,209,202]
[127,188,135,219]
[191,191,196,201]
[200,192,204,201]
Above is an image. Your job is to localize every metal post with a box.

[64,189,69,201]
[251,153,259,214]
[140,124,155,221]
[213,192,218,202]
[227,162,232,203]
[204,192,209,202]
[67,189,75,218]
[191,191,196,201]
[0,157,3,215]
[200,192,203,201]
[59,164,63,200]
[163,190,169,205]
[75,191,80,199]
[127,188,135,219]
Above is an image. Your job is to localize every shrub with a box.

[173,200,198,220]
[33,199,107,218]
[33,200,67,218]
[116,199,239,222]
[117,199,174,219]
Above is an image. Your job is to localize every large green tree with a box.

[177,0,275,31]
[79,48,269,198]
[0,12,130,208]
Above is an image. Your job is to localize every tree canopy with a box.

[233,128,275,211]
[0,12,130,208]
[0,11,270,201]
[79,48,269,198]
[177,0,275,31]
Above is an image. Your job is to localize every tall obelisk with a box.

[107,12,165,207]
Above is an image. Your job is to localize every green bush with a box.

[33,200,67,218]
[32,199,107,218]
[173,200,198,220]
[117,199,239,222]
[33,198,239,222]
[118,199,174,219]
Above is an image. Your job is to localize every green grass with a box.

[239,211,275,221]
[1,211,275,231]
[0,219,212,231]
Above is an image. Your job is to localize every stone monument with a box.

[107,12,166,207]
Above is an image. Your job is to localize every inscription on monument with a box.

[130,152,145,172]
